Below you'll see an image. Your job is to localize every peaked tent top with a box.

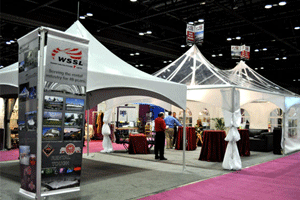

[227,61,297,96]
[154,45,297,97]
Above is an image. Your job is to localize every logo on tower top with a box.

[51,48,83,68]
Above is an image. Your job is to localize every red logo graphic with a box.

[60,143,81,155]
[51,48,82,60]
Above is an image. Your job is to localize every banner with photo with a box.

[18,29,39,194]
[18,28,89,198]
[41,31,88,193]
[231,45,241,59]
[241,45,250,60]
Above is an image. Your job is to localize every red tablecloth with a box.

[175,127,197,151]
[199,130,226,162]
[237,129,250,156]
[128,134,149,154]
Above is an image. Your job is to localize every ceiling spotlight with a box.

[163,61,167,63]
[130,53,134,56]
[0,65,3,69]
[200,2,206,5]
[236,36,241,40]
[295,27,300,30]
[188,22,194,25]
[261,67,264,69]
[198,19,204,23]
[79,16,85,19]
[265,5,272,9]
[9,40,15,43]
[293,79,296,82]
[6,41,11,45]
[140,64,144,66]
[227,37,232,41]
[168,60,172,63]
[275,58,279,60]
[181,45,185,48]
[279,1,286,6]
[273,4,278,7]
[135,52,140,55]
[139,32,144,36]
[219,54,223,56]
[233,6,238,10]
[130,0,137,2]
[254,49,259,52]
[255,68,258,70]
[146,30,152,34]
[86,13,93,16]
[135,65,139,67]
[212,54,216,57]
[282,57,287,59]
[263,48,267,51]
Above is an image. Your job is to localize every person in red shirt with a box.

[154,112,167,160]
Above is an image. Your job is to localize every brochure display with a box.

[18,27,89,199]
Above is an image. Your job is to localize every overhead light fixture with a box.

[198,19,204,23]
[275,58,279,60]
[236,36,241,40]
[163,61,167,63]
[188,22,194,25]
[139,64,144,66]
[219,54,223,56]
[279,1,286,6]
[139,32,144,36]
[212,54,216,57]
[166,69,170,72]
[130,53,134,56]
[261,67,264,69]
[6,41,11,45]
[10,40,15,43]
[146,30,152,34]
[135,65,139,67]
[79,16,85,19]
[130,0,137,2]
[163,75,166,78]
[233,6,238,10]
[168,60,172,63]
[255,49,259,52]
[273,4,278,7]
[0,65,3,69]
[263,48,267,51]
[293,79,296,82]
[227,37,232,41]
[181,45,186,48]
[255,68,258,70]
[265,5,272,9]
[200,2,206,5]
[295,27,300,30]
[135,52,140,55]
[86,13,93,17]
[282,57,287,59]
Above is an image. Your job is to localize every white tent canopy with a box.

[0,21,187,111]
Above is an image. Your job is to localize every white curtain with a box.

[101,109,113,153]
[221,88,242,170]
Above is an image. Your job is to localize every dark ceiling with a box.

[1,0,300,93]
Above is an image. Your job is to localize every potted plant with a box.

[212,118,225,130]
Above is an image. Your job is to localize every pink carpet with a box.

[140,152,300,200]
[0,141,126,162]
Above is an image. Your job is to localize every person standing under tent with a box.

[195,119,203,146]
[172,112,179,148]
[154,112,167,160]
[164,111,182,149]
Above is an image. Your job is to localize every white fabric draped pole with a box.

[222,88,242,170]
[101,109,114,153]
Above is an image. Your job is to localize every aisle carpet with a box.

[0,141,126,162]
[140,152,300,200]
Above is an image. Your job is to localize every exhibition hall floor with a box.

[0,146,291,200]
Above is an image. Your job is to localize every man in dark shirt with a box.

[154,112,167,160]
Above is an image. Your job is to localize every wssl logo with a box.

[51,48,83,68]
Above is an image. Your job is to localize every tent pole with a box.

[87,109,90,156]
[191,45,196,85]
[36,28,46,200]
[182,109,186,172]
[77,1,80,20]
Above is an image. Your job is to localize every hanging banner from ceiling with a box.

[186,24,195,45]
[231,45,241,59]
[194,24,204,45]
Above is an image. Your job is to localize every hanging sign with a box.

[194,24,204,45]
[231,45,241,59]
[186,24,195,45]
